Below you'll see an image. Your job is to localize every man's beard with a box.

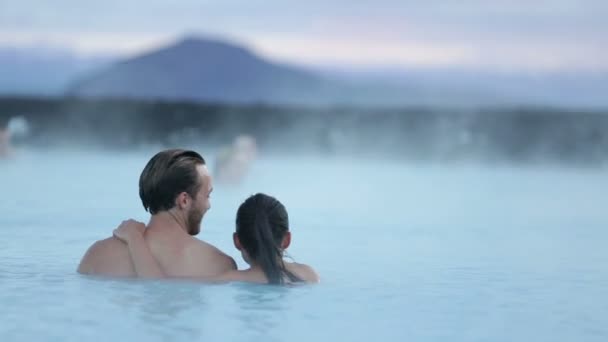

[187,205,203,236]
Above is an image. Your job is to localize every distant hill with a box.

[320,67,608,109]
[67,37,343,106]
[0,46,112,96]
[2,37,607,108]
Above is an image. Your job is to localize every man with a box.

[0,122,10,157]
[77,149,236,277]
[214,135,257,184]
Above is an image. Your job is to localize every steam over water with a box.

[1,150,607,341]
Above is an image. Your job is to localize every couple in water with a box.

[77,149,319,285]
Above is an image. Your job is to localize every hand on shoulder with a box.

[113,219,146,244]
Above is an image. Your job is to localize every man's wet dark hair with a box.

[236,193,302,285]
[139,149,205,214]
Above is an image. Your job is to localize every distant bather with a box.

[214,135,257,184]
[0,128,10,158]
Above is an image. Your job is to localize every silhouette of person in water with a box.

[0,116,30,158]
[0,119,10,158]
[214,135,257,184]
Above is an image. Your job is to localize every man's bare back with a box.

[77,229,236,278]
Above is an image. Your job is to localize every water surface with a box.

[1,151,607,341]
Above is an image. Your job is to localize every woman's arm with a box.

[113,220,165,279]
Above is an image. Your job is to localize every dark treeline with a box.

[1,96,607,166]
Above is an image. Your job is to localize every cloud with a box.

[0,0,606,70]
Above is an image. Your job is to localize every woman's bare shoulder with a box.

[286,262,320,284]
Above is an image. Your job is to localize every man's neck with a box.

[147,211,188,235]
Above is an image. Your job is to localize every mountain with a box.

[67,37,343,105]
[318,66,608,109]
[2,37,607,108]
[0,46,113,96]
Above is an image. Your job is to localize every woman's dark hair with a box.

[139,149,205,214]
[236,193,301,285]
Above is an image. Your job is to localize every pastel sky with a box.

[1,0,606,71]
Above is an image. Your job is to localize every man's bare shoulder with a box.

[184,238,227,254]
[77,237,135,277]
[181,238,237,276]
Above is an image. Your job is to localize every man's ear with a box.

[233,232,242,251]
[176,192,190,209]
[281,231,291,249]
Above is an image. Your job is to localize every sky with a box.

[0,0,607,71]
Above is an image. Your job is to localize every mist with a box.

[1,97,607,170]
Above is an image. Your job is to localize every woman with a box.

[114,193,319,285]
